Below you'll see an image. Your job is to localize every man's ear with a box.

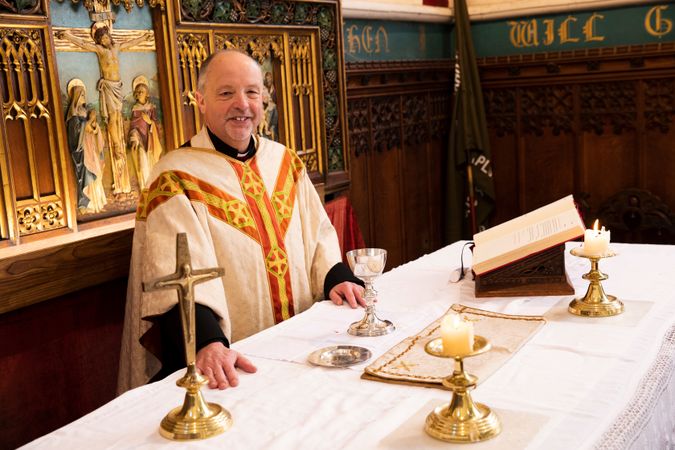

[195,90,206,115]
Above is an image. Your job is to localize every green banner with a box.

[343,19,451,62]
[473,3,675,57]
[344,4,675,61]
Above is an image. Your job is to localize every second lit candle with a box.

[440,313,474,357]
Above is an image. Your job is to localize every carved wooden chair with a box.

[596,188,675,244]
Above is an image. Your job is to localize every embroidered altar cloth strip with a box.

[362,304,546,389]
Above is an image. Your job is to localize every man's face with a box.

[100,33,112,48]
[196,52,263,152]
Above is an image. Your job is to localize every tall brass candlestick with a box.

[569,247,624,317]
[143,233,232,440]
[424,336,501,443]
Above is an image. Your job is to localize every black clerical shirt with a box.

[154,130,362,380]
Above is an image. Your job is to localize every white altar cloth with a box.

[23,242,675,449]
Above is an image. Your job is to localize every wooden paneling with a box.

[489,133,519,225]
[480,44,675,229]
[369,145,405,267]
[346,45,675,263]
[644,129,675,209]
[0,219,134,314]
[522,131,575,212]
[0,277,128,450]
[346,61,452,269]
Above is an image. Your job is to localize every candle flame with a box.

[593,219,599,231]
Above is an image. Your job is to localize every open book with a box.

[472,195,585,275]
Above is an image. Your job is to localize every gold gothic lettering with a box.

[582,13,605,42]
[361,26,374,53]
[344,24,390,55]
[375,26,389,53]
[645,5,672,37]
[346,25,360,54]
[508,20,538,48]
[509,13,607,48]
[558,16,580,44]
[543,19,555,46]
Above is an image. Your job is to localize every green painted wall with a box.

[343,3,675,60]
[343,19,451,62]
[473,3,675,57]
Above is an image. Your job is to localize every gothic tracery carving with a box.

[370,96,400,152]
[520,85,573,135]
[484,88,516,137]
[580,81,636,135]
[644,78,675,133]
[347,98,369,157]
[402,95,428,147]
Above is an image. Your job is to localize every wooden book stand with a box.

[474,244,574,298]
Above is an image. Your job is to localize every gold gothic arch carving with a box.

[175,27,326,181]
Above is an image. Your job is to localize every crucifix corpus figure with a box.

[56,23,153,194]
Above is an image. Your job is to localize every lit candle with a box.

[583,219,611,256]
[440,313,474,357]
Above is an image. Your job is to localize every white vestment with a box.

[118,129,342,393]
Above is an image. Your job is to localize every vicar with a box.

[118,50,364,394]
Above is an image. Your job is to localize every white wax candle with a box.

[440,313,474,357]
[583,219,611,256]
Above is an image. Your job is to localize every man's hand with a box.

[329,281,366,308]
[196,342,257,390]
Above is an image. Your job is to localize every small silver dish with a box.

[307,345,372,368]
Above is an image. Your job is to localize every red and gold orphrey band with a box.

[136,147,304,324]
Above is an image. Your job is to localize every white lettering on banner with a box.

[471,155,493,178]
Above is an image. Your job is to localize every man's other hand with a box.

[329,281,366,308]
[196,342,257,390]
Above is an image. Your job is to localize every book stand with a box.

[475,244,574,297]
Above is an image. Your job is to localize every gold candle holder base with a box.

[569,247,624,317]
[159,364,232,440]
[423,336,501,443]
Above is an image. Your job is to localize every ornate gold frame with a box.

[0,24,74,244]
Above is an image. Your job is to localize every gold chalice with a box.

[423,336,501,443]
[346,248,395,336]
[569,247,624,317]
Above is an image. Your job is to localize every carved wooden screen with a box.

[0,24,73,242]
[174,27,326,181]
[166,0,349,191]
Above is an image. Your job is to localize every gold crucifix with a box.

[143,233,224,365]
[143,233,231,440]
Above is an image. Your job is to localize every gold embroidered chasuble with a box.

[118,128,342,393]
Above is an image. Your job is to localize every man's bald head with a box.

[197,49,263,93]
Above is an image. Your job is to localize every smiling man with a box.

[118,50,364,394]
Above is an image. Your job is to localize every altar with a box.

[22,241,675,449]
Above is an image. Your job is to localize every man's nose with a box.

[231,91,248,109]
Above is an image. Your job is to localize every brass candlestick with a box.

[423,336,501,443]
[144,233,232,440]
[569,247,624,317]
